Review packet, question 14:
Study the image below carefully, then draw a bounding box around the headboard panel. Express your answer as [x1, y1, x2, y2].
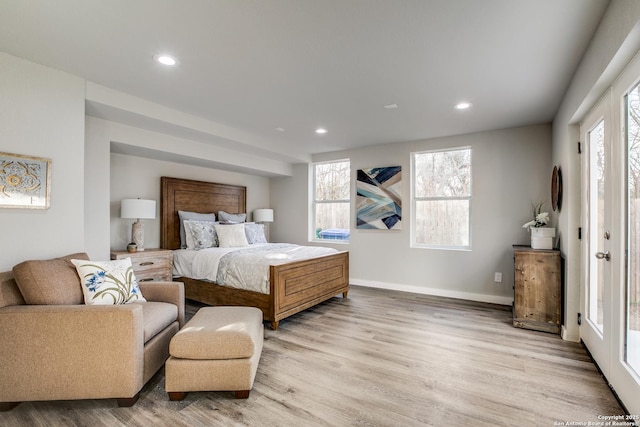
[160, 177, 247, 249]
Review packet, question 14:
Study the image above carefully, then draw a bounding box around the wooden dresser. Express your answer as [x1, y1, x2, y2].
[512, 245, 563, 334]
[110, 248, 173, 282]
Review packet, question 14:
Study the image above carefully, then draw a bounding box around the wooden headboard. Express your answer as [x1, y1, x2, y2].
[160, 177, 247, 250]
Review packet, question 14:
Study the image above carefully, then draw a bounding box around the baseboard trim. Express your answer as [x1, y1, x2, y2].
[350, 278, 513, 306]
[561, 325, 580, 343]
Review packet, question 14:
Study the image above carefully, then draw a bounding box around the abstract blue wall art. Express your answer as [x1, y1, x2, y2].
[356, 166, 402, 230]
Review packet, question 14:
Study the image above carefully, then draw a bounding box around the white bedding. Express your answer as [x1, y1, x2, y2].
[172, 243, 338, 294]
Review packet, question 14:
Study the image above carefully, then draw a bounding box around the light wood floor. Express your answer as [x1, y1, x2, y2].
[0, 286, 624, 426]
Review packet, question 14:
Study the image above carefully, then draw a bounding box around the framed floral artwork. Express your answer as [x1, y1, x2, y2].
[0, 152, 51, 209]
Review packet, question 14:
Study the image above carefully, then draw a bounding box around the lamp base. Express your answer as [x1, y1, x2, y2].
[131, 219, 145, 251]
[263, 223, 270, 243]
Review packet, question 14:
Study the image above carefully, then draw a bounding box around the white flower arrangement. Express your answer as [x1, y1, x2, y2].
[522, 201, 550, 229]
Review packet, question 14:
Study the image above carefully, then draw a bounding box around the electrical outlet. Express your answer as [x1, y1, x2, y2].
[494, 272, 503, 283]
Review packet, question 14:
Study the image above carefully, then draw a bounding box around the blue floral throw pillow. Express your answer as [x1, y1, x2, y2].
[71, 258, 146, 305]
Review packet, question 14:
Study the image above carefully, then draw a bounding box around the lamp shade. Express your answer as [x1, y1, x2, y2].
[253, 208, 274, 223]
[121, 199, 156, 219]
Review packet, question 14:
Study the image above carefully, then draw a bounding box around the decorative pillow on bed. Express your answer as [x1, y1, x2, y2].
[245, 223, 268, 244]
[70, 258, 146, 305]
[183, 220, 196, 250]
[215, 223, 250, 247]
[185, 220, 219, 250]
[178, 211, 216, 248]
[218, 211, 247, 224]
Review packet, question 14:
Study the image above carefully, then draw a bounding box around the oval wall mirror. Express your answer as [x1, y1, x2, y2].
[551, 165, 562, 212]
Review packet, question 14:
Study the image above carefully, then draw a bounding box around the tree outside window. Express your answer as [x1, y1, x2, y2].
[626, 83, 640, 349]
[412, 148, 471, 248]
[312, 160, 350, 241]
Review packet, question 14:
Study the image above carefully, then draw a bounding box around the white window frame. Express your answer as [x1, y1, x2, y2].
[309, 159, 351, 243]
[410, 147, 472, 250]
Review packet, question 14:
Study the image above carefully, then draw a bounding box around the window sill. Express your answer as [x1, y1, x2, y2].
[410, 244, 471, 252]
[310, 239, 350, 245]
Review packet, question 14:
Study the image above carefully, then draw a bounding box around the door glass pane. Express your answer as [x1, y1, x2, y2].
[589, 119, 605, 333]
[627, 84, 640, 375]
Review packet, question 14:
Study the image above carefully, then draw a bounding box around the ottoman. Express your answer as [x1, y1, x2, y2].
[165, 306, 264, 400]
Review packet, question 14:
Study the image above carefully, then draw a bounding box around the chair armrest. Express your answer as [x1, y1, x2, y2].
[139, 281, 185, 327]
[0, 304, 144, 402]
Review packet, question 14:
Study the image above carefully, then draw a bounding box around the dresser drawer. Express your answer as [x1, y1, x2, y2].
[111, 249, 173, 283]
[129, 255, 172, 272]
[135, 268, 172, 282]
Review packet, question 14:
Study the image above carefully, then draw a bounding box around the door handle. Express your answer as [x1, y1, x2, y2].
[595, 251, 610, 261]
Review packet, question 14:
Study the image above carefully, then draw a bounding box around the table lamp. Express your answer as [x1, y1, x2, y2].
[253, 209, 274, 223]
[121, 198, 156, 251]
[254, 208, 274, 241]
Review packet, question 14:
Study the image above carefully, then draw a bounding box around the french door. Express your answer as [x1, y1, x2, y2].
[582, 92, 613, 376]
[581, 52, 640, 416]
[624, 77, 640, 409]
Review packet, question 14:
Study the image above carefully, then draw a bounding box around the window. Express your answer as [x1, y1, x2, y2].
[311, 159, 350, 242]
[412, 148, 471, 249]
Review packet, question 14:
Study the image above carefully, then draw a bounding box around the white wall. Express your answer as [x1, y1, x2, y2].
[0, 52, 85, 271]
[272, 124, 551, 304]
[109, 153, 271, 251]
[552, 0, 640, 342]
[84, 118, 271, 254]
[84, 116, 112, 261]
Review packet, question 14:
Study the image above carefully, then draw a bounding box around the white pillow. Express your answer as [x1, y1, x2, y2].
[183, 220, 196, 249]
[215, 223, 249, 248]
[185, 220, 219, 250]
[71, 258, 146, 305]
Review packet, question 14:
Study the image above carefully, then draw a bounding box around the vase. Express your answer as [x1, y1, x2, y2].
[530, 227, 555, 249]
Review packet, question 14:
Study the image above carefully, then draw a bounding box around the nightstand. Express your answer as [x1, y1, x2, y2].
[512, 245, 563, 334]
[110, 248, 173, 282]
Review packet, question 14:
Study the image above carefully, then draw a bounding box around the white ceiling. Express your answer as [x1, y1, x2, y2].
[0, 0, 610, 163]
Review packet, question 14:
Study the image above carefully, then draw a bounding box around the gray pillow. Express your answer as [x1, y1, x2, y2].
[178, 211, 216, 248]
[245, 223, 267, 244]
[185, 220, 219, 249]
[218, 211, 247, 224]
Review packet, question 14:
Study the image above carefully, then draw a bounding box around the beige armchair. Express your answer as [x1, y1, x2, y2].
[0, 253, 184, 410]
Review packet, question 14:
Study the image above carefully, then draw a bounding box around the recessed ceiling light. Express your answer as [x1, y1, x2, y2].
[455, 102, 472, 110]
[275, 127, 285, 132]
[315, 128, 327, 134]
[153, 54, 178, 66]
[384, 104, 398, 109]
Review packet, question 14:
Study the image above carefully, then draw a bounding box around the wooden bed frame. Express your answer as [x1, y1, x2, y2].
[160, 176, 349, 330]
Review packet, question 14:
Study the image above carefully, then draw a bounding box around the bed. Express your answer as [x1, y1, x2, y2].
[160, 176, 349, 330]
